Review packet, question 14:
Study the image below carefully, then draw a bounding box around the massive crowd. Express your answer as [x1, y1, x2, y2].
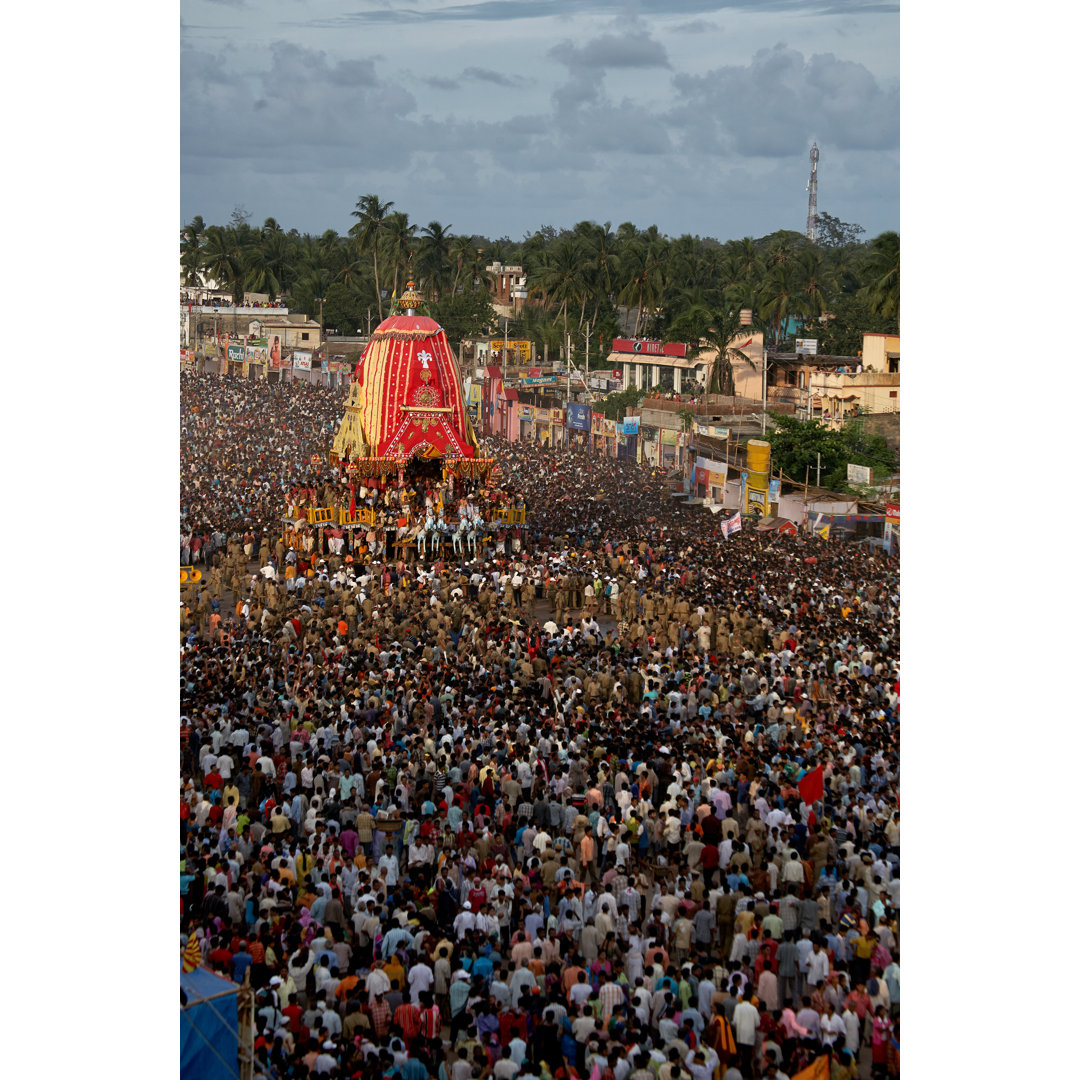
[181, 372, 900, 1080]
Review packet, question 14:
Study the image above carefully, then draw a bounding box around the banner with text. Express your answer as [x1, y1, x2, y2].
[567, 402, 591, 432]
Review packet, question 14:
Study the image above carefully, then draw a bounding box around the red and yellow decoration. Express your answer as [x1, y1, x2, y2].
[181, 930, 202, 973]
[331, 283, 483, 472]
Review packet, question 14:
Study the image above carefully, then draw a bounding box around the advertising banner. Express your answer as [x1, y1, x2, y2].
[519, 375, 558, 387]
[795, 338, 818, 356]
[660, 428, 678, 445]
[612, 338, 688, 357]
[227, 344, 246, 363]
[694, 422, 730, 440]
[621, 415, 640, 436]
[567, 403, 591, 432]
[847, 463, 873, 485]
[246, 343, 268, 363]
[721, 512, 742, 538]
[293, 352, 312, 371]
[768, 478, 781, 505]
[885, 503, 900, 525]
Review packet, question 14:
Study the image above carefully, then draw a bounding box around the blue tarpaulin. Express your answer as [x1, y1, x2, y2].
[181, 965, 240, 1080]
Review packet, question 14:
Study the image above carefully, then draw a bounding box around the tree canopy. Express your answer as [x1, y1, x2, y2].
[181, 199, 898, 361]
[763, 413, 896, 492]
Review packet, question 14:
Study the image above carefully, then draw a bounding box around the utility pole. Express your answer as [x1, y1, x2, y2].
[565, 332, 571, 449]
[761, 343, 768, 435]
[366, 308, 372, 336]
[816, 452, 821, 487]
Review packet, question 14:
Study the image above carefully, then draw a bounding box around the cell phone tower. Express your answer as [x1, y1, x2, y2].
[805, 143, 819, 242]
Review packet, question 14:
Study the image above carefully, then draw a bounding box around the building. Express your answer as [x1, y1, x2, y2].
[485, 261, 528, 317]
[765, 332, 900, 424]
[607, 333, 766, 398]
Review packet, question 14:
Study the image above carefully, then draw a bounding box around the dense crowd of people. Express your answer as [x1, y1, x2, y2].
[181, 372, 900, 1080]
[184, 294, 290, 309]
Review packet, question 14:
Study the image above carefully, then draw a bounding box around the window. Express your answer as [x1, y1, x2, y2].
[301, 332, 310, 341]
[889, 391, 897, 398]
[888, 355, 899, 374]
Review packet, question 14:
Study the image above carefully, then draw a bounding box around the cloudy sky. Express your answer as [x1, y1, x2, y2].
[181, 0, 898, 243]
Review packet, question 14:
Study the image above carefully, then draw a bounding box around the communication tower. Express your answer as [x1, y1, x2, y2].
[805, 143, 819, 242]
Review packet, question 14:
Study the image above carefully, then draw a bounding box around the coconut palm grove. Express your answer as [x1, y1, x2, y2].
[181, 196, 899, 376]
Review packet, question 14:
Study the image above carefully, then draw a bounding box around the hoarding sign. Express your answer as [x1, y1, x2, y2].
[567, 403, 591, 432]
[612, 338, 688, 357]
[885, 503, 900, 525]
[847, 463, 873, 485]
[795, 338, 818, 356]
[293, 352, 312, 371]
[621, 416, 640, 435]
[227, 344, 246, 363]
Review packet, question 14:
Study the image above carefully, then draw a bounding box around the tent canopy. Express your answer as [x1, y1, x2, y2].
[181, 966, 240, 1080]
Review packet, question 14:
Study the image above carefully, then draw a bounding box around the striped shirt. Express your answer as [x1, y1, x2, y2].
[599, 980, 626, 1022]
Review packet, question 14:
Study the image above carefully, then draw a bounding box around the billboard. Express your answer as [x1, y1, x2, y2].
[226, 344, 246, 363]
[491, 339, 531, 362]
[612, 338, 688, 357]
[519, 375, 558, 387]
[567, 402, 591, 432]
[621, 415, 640, 435]
[885, 503, 900, 525]
[293, 352, 312, 370]
[847, 463, 873, 485]
[795, 338, 818, 356]
[743, 439, 771, 519]
[694, 422, 730, 440]
[246, 343, 268, 363]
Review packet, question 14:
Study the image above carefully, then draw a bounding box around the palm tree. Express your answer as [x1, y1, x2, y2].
[201, 225, 247, 303]
[418, 220, 453, 301]
[669, 304, 755, 395]
[529, 235, 594, 337]
[758, 263, 803, 348]
[795, 248, 833, 324]
[859, 231, 900, 320]
[350, 194, 394, 318]
[449, 234, 477, 298]
[180, 215, 207, 287]
[242, 246, 282, 299]
[383, 211, 418, 301]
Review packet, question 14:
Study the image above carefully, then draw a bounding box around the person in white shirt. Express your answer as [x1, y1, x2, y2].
[377, 852, 399, 886]
[820, 1002, 846, 1050]
[731, 996, 760, 1074]
[407, 959, 434, 1004]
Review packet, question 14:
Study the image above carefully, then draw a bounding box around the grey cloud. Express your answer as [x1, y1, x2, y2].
[424, 76, 461, 90]
[461, 67, 525, 87]
[549, 29, 670, 72]
[290, 1, 897, 29]
[671, 44, 897, 157]
[670, 20, 720, 33]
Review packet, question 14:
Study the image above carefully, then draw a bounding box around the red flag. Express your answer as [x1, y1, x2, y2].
[349, 484, 356, 515]
[797, 766, 824, 806]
